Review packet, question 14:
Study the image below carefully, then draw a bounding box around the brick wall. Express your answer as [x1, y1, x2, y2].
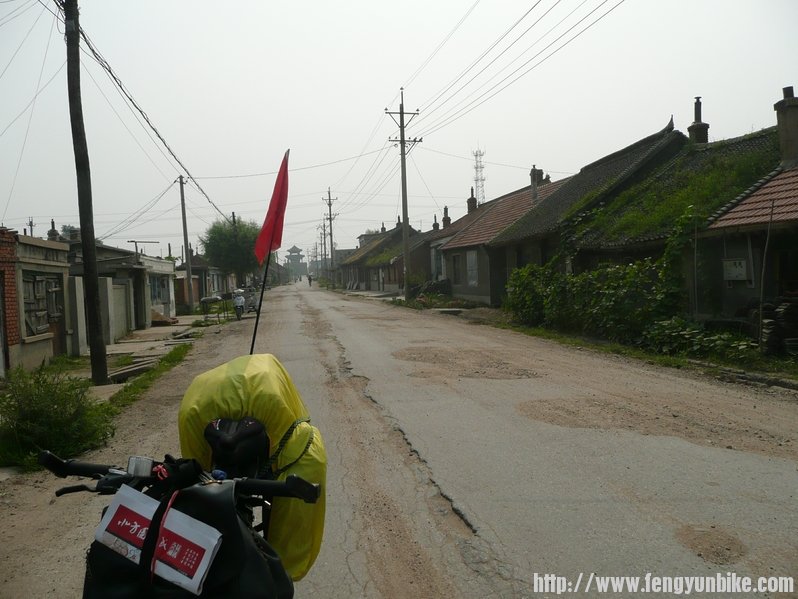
[0, 228, 20, 346]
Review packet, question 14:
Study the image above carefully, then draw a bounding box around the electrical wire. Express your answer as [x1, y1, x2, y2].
[98, 180, 175, 240]
[418, 146, 574, 175]
[409, 154, 440, 212]
[0, 0, 37, 28]
[415, 0, 588, 136]
[418, 0, 626, 139]
[417, 2, 541, 116]
[1, 9, 56, 223]
[193, 148, 387, 180]
[76, 24, 230, 224]
[0, 59, 64, 137]
[402, 0, 482, 89]
[0, 1, 46, 80]
[80, 57, 175, 183]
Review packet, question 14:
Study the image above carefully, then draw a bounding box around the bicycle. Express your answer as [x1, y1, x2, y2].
[39, 427, 320, 598]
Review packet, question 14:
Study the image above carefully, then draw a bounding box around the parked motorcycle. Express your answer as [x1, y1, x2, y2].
[39, 418, 320, 598]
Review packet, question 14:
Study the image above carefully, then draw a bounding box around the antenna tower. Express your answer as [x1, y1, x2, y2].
[473, 149, 486, 205]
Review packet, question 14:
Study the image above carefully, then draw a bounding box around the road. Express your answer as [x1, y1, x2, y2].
[2, 284, 796, 598]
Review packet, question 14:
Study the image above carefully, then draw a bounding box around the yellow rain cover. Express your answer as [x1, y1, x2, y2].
[178, 354, 326, 581]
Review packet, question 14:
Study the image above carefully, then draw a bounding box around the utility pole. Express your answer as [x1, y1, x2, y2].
[324, 188, 336, 287]
[27, 217, 35, 237]
[386, 88, 421, 300]
[178, 175, 194, 314]
[64, 0, 107, 384]
[319, 221, 327, 275]
[127, 240, 158, 255]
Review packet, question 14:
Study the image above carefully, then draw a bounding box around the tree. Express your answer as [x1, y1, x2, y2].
[200, 219, 266, 286]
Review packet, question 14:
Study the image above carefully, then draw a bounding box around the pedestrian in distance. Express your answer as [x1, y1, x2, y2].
[233, 292, 245, 320]
[308, 275, 313, 287]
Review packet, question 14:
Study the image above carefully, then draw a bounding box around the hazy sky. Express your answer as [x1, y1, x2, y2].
[1, 0, 796, 264]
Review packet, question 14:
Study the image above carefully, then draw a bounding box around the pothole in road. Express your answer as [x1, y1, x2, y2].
[675, 524, 747, 565]
[393, 347, 539, 380]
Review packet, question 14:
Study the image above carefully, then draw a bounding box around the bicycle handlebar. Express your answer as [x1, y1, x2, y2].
[40, 451, 320, 503]
[236, 474, 320, 504]
[39, 451, 113, 479]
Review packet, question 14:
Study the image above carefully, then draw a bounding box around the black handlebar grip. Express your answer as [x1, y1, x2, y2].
[236, 474, 321, 504]
[38, 450, 112, 478]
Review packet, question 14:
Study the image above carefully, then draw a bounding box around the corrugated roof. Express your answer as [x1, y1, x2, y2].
[709, 166, 798, 229]
[491, 120, 682, 246]
[442, 178, 570, 250]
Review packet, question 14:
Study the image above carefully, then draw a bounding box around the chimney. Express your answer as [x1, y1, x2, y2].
[442, 206, 451, 228]
[47, 219, 59, 241]
[687, 96, 709, 143]
[467, 188, 477, 213]
[432, 214, 439, 231]
[530, 164, 543, 202]
[775, 85, 798, 169]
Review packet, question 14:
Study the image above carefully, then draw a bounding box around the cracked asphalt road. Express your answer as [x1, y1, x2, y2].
[2, 284, 796, 598]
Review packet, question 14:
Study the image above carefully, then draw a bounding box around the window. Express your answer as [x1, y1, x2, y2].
[452, 254, 462, 284]
[150, 275, 169, 303]
[23, 272, 61, 335]
[467, 250, 478, 287]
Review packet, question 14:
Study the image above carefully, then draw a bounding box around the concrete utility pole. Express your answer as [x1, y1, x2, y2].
[318, 221, 327, 274]
[386, 88, 421, 300]
[178, 175, 194, 314]
[324, 188, 336, 287]
[127, 240, 157, 255]
[64, 0, 108, 384]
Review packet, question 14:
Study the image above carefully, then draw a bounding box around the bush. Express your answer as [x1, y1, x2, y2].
[0, 367, 115, 469]
[505, 264, 549, 326]
[642, 317, 759, 361]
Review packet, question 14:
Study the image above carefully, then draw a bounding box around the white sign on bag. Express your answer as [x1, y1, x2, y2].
[94, 484, 222, 596]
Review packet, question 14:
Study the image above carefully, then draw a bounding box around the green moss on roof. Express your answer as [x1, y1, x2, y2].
[365, 242, 402, 267]
[576, 130, 780, 247]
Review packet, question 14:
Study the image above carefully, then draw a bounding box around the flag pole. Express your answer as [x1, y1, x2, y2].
[250, 149, 290, 355]
[249, 251, 272, 354]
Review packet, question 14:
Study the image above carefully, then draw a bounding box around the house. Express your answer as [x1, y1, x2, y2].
[175, 251, 235, 304]
[427, 199, 491, 284]
[0, 228, 72, 373]
[540, 93, 785, 328]
[68, 233, 176, 342]
[699, 86, 798, 342]
[440, 172, 569, 306]
[490, 119, 686, 273]
[339, 219, 418, 292]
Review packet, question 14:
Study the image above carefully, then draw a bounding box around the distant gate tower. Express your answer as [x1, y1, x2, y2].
[473, 148, 486, 205]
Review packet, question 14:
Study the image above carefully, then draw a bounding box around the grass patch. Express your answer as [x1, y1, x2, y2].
[109, 343, 192, 409]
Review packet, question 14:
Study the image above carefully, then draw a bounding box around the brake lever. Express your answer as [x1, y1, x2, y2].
[55, 484, 95, 497]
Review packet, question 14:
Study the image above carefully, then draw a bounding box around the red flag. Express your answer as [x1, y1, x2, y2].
[254, 150, 290, 265]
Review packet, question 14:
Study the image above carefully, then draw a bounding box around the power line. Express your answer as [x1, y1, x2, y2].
[0, 1, 46, 80]
[417, 2, 542, 116]
[75, 22, 230, 223]
[418, 0, 626, 139]
[1, 8, 56, 223]
[402, 0, 482, 89]
[192, 148, 386, 180]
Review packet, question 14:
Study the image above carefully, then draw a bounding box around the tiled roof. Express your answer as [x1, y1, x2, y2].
[490, 120, 683, 246]
[442, 178, 570, 250]
[426, 201, 492, 243]
[709, 166, 798, 229]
